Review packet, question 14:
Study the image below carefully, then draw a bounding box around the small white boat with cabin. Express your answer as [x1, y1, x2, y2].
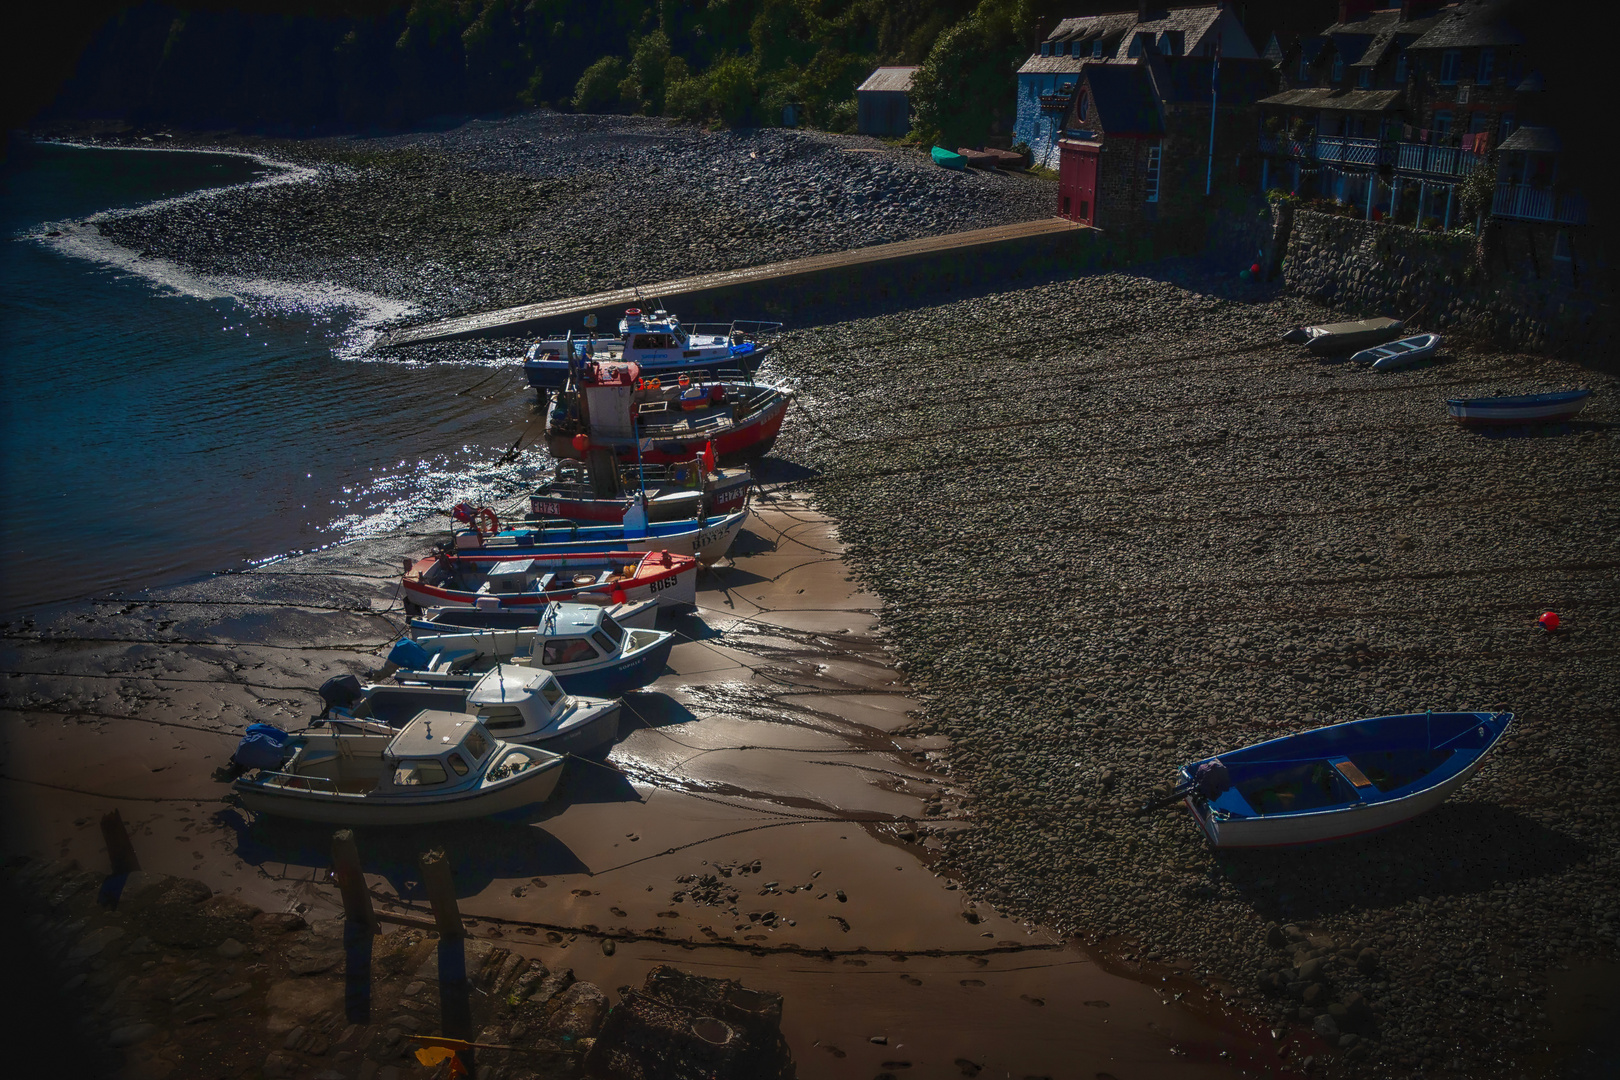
[232, 713, 565, 825]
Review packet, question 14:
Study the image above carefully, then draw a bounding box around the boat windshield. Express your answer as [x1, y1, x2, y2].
[599, 614, 625, 643]
[539, 679, 565, 708]
[394, 758, 448, 786]
[447, 753, 470, 776]
[543, 638, 597, 665]
[593, 631, 616, 654]
[463, 726, 491, 761]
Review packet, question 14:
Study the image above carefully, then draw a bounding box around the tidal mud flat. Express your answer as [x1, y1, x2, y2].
[1, 495, 1301, 1080]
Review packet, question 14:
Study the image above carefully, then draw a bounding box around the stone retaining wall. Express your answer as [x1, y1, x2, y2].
[1278, 208, 1610, 354]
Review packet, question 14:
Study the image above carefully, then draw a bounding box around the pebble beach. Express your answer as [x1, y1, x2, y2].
[13, 110, 1620, 1077]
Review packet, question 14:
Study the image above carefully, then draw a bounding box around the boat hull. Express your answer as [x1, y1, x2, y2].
[1446, 390, 1592, 424]
[394, 630, 675, 698]
[546, 389, 790, 465]
[479, 509, 748, 565]
[234, 752, 565, 825]
[1299, 318, 1404, 355]
[524, 342, 769, 391]
[402, 552, 698, 612]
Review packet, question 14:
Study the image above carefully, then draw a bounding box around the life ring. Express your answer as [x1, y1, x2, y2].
[474, 508, 500, 536]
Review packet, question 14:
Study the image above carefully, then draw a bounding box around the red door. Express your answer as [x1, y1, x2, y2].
[1058, 142, 1099, 226]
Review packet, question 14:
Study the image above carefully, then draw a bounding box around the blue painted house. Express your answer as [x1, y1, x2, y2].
[1016, 4, 1258, 168]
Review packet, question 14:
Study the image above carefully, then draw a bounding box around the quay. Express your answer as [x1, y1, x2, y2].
[377, 217, 1087, 347]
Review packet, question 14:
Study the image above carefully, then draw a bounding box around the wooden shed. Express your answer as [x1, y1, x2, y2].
[856, 66, 919, 136]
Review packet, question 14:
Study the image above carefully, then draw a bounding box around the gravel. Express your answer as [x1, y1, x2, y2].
[87, 111, 1054, 329]
[767, 271, 1620, 1077]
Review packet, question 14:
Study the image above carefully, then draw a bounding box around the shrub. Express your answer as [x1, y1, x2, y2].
[573, 55, 628, 113]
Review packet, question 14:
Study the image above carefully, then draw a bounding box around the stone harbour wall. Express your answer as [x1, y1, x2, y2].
[1279, 208, 1611, 355]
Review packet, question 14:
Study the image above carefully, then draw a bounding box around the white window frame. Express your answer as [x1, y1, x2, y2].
[1144, 143, 1162, 203]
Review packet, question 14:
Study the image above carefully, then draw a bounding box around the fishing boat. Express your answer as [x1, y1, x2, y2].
[1446, 389, 1592, 425]
[232, 713, 566, 825]
[1281, 317, 1403, 354]
[401, 548, 698, 614]
[545, 361, 792, 465]
[410, 598, 658, 633]
[385, 602, 676, 698]
[1353, 332, 1441, 370]
[931, 146, 966, 170]
[321, 665, 625, 757]
[447, 503, 748, 566]
[522, 309, 779, 393]
[1175, 710, 1513, 848]
[529, 457, 752, 525]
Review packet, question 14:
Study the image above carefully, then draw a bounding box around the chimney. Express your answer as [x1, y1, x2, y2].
[1138, 2, 1168, 21]
[1338, 0, 1378, 24]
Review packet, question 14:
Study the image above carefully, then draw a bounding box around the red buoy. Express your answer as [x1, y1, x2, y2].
[572, 434, 589, 452]
[1250, 263, 1261, 274]
[1539, 611, 1560, 633]
[610, 589, 627, 605]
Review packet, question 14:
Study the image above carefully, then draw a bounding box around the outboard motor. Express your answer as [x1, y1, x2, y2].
[317, 673, 365, 719]
[1194, 759, 1231, 800]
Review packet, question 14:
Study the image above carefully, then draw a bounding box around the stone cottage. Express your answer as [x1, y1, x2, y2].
[1015, 3, 1257, 169]
[1056, 49, 1273, 232]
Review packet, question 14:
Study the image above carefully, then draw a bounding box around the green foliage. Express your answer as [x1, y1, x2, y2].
[1457, 160, 1497, 223]
[909, 0, 1047, 147]
[574, 54, 629, 112]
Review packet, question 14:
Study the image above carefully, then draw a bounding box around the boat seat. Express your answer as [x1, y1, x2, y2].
[533, 573, 555, 592]
[1328, 756, 1374, 799]
[429, 649, 478, 674]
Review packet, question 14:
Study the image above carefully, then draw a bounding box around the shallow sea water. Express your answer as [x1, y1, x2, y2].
[0, 139, 547, 613]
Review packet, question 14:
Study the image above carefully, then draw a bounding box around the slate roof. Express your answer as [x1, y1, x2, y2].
[1150, 56, 1277, 105]
[1019, 55, 1091, 75]
[1497, 125, 1560, 153]
[1408, 2, 1525, 49]
[1258, 87, 1404, 113]
[1081, 63, 1165, 136]
[857, 67, 918, 93]
[1041, 5, 1226, 62]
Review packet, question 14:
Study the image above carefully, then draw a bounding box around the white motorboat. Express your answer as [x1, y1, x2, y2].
[232, 713, 565, 825]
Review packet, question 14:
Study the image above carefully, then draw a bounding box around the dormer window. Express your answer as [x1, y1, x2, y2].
[1128, 32, 1146, 58]
[1439, 49, 1460, 84]
[1395, 50, 1407, 82]
[1042, 42, 1052, 56]
[1478, 47, 1494, 82]
[1093, 39, 1104, 58]
[1159, 31, 1183, 57]
[1357, 68, 1371, 88]
[1332, 54, 1344, 82]
[1299, 58, 1311, 83]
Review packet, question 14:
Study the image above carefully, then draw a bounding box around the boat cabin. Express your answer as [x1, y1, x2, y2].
[384, 711, 497, 790]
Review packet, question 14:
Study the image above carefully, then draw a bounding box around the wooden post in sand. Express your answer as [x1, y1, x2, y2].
[100, 809, 140, 875]
[418, 849, 465, 939]
[332, 830, 377, 930]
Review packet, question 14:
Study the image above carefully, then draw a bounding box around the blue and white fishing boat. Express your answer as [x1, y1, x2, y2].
[387, 601, 675, 698]
[451, 502, 749, 565]
[1354, 332, 1441, 371]
[408, 597, 657, 632]
[522, 308, 779, 392]
[1175, 710, 1513, 848]
[1447, 389, 1592, 425]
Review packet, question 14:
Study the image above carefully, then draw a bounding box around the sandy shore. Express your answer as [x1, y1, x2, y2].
[1, 493, 1315, 1079]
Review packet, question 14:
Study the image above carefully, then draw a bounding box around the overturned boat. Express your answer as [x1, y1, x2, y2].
[1282, 316, 1403, 355]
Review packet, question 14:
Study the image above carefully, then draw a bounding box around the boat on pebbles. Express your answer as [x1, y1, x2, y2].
[1172, 710, 1513, 848]
[529, 457, 752, 525]
[232, 713, 566, 825]
[1446, 388, 1592, 425]
[1282, 316, 1404, 355]
[1353, 332, 1441, 370]
[455, 503, 749, 565]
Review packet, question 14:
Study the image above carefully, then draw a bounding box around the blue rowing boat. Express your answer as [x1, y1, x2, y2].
[1176, 711, 1513, 848]
[1446, 389, 1592, 425]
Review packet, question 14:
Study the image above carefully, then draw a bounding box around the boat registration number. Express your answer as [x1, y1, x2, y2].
[649, 574, 680, 594]
[696, 527, 725, 548]
[532, 500, 562, 517]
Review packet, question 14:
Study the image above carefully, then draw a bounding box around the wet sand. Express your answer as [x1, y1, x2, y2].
[1, 491, 1319, 1078]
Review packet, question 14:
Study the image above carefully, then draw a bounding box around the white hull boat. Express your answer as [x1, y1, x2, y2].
[1355, 332, 1441, 370]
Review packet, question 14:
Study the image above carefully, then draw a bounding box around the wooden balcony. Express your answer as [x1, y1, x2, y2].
[1395, 142, 1483, 178]
[1492, 184, 1588, 225]
[1038, 91, 1073, 112]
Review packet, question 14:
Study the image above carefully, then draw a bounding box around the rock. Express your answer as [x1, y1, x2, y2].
[1312, 1013, 1340, 1039]
[107, 1022, 157, 1047]
[252, 912, 307, 935]
[1301, 983, 1325, 1007]
[1265, 924, 1288, 949]
[601, 938, 616, 957]
[212, 982, 252, 1001]
[216, 938, 246, 959]
[547, 981, 609, 1041]
[1296, 957, 1325, 982]
[202, 895, 263, 921]
[69, 926, 124, 962]
[262, 1052, 296, 1079]
[870, 1035, 888, 1045]
[1355, 947, 1379, 975]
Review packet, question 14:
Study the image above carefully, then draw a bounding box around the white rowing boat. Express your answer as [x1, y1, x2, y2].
[1354, 332, 1441, 370]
